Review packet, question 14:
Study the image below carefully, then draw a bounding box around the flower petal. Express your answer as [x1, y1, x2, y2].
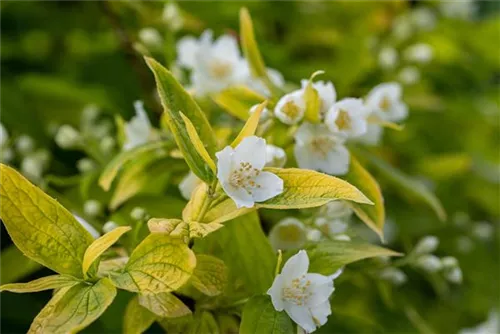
[322, 144, 350, 175]
[251, 171, 284, 202]
[176, 36, 199, 68]
[281, 250, 309, 279]
[267, 274, 285, 311]
[285, 303, 317, 333]
[310, 300, 332, 329]
[232, 136, 267, 170]
[216, 145, 234, 181]
[220, 182, 254, 208]
[304, 273, 334, 307]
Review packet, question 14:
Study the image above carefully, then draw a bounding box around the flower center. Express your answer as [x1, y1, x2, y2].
[335, 109, 351, 130]
[281, 101, 302, 120]
[283, 275, 312, 306]
[310, 136, 335, 158]
[209, 61, 232, 79]
[379, 96, 392, 111]
[229, 162, 261, 191]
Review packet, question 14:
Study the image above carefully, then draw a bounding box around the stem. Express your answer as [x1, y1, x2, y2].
[193, 179, 219, 222]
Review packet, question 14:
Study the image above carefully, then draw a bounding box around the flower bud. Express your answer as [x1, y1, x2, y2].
[21, 156, 43, 181]
[456, 236, 474, 253]
[413, 235, 439, 255]
[333, 234, 351, 241]
[379, 267, 407, 286]
[55, 125, 81, 149]
[441, 256, 458, 269]
[103, 221, 119, 234]
[416, 254, 442, 273]
[265, 144, 287, 168]
[77, 158, 96, 173]
[250, 104, 271, 122]
[139, 28, 163, 48]
[16, 135, 35, 155]
[100, 136, 116, 153]
[84, 200, 102, 217]
[378, 47, 398, 69]
[130, 207, 147, 221]
[473, 221, 493, 240]
[163, 3, 183, 31]
[307, 229, 322, 242]
[268, 217, 306, 251]
[1, 148, 14, 163]
[445, 267, 463, 284]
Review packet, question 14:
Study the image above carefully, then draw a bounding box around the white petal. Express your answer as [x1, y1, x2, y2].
[294, 143, 316, 171]
[304, 273, 334, 306]
[251, 171, 284, 202]
[176, 36, 199, 68]
[232, 136, 267, 170]
[267, 274, 285, 311]
[281, 250, 309, 279]
[216, 145, 234, 182]
[310, 300, 332, 329]
[294, 122, 316, 144]
[274, 91, 306, 125]
[285, 304, 317, 333]
[220, 182, 254, 208]
[322, 144, 350, 175]
[329, 267, 343, 280]
[179, 172, 201, 200]
[355, 123, 383, 146]
[213, 35, 241, 61]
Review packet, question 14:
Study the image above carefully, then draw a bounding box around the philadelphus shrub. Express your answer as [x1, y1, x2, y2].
[1, 8, 461, 334]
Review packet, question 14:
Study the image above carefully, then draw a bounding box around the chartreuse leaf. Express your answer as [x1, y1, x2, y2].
[187, 311, 220, 334]
[0, 275, 79, 293]
[124, 296, 156, 334]
[180, 112, 216, 173]
[138, 292, 191, 318]
[0, 164, 94, 278]
[110, 234, 196, 294]
[240, 295, 294, 334]
[307, 240, 402, 276]
[212, 85, 266, 121]
[0, 245, 42, 284]
[147, 218, 223, 239]
[99, 141, 172, 191]
[29, 278, 117, 334]
[259, 168, 373, 209]
[82, 226, 132, 277]
[303, 70, 324, 123]
[344, 156, 385, 241]
[190, 254, 227, 296]
[231, 100, 268, 147]
[145, 57, 217, 183]
[357, 149, 446, 221]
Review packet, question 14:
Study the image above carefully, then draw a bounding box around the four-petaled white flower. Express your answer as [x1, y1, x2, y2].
[216, 136, 283, 208]
[176, 30, 248, 96]
[267, 250, 342, 333]
[300, 80, 337, 116]
[365, 82, 408, 123]
[325, 98, 368, 139]
[274, 90, 307, 125]
[294, 122, 350, 175]
[123, 101, 158, 151]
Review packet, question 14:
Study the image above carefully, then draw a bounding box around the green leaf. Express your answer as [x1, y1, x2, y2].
[357, 149, 446, 221]
[180, 112, 217, 173]
[344, 156, 385, 241]
[0, 245, 42, 284]
[29, 278, 117, 334]
[239, 8, 268, 80]
[138, 292, 191, 318]
[145, 57, 217, 183]
[99, 141, 173, 191]
[259, 168, 373, 209]
[212, 85, 266, 121]
[190, 254, 228, 296]
[82, 226, 132, 277]
[194, 212, 275, 296]
[0, 275, 79, 293]
[110, 234, 196, 294]
[231, 101, 268, 147]
[307, 240, 402, 276]
[187, 311, 220, 334]
[303, 70, 324, 123]
[124, 296, 156, 334]
[240, 295, 294, 334]
[0, 164, 94, 278]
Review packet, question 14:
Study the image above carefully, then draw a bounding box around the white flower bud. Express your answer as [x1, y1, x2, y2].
[398, 66, 420, 85]
[77, 158, 96, 173]
[269, 218, 307, 251]
[100, 136, 116, 153]
[378, 47, 398, 69]
[163, 3, 183, 31]
[333, 234, 351, 242]
[84, 200, 102, 217]
[441, 256, 458, 269]
[102, 221, 119, 234]
[16, 135, 35, 155]
[81, 104, 100, 125]
[265, 144, 287, 168]
[250, 104, 271, 122]
[445, 267, 463, 284]
[416, 254, 442, 273]
[130, 207, 147, 221]
[323, 201, 352, 219]
[456, 236, 474, 253]
[473, 221, 493, 240]
[55, 125, 81, 149]
[404, 43, 433, 64]
[139, 28, 163, 48]
[21, 156, 43, 181]
[413, 235, 439, 255]
[307, 229, 322, 242]
[379, 267, 407, 286]
[1, 148, 14, 163]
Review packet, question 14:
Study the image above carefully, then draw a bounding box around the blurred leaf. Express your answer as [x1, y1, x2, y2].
[187, 311, 220, 334]
[0, 245, 42, 284]
[240, 295, 294, 334]
[212, 85, 266, 120]
[138, 292, 191, 318]
[124, 296, 155, 334]
[190, 254, 227, 296]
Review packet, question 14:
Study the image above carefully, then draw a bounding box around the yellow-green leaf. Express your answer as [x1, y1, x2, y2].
[344, 156, 385, 241]
[124, 296, 156, 334]
[110, 234, 196, 294]
[138, 292, 191, 318]
[258, 168, 373, 209]
[28, 278, 117, 334]
[180, 112, 216, 173]
[231, 101, 267, 147]
[0, 164, 94, 278]
[190, 254, 227, 296]
[240, 8, 267, 79]
[212, 85, 266, 121]
[240, 295, 293, 334]
[303, 70, 324, 123]
[82, 226, 132, 277]
[0, 275, 79, 293]
[307, 240, 402, 276]
[187, 221, 223, 239]
[99, 141, 172, 191]
[145, 57, 217, 183]
[148, 218, 188, 236]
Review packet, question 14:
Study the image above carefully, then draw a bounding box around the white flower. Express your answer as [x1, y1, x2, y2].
[139, 28, 163, 49]
[300, 80, 337, 116]
[130, 207, 147, 221]
[325, 98, 368, 139]
[322, 201, 352, 219]
[441, 256, 459, 269]
[416, 254, 442, 273]
[379, 267, 407, 286]
[102, 221, 119, 234]
[84, 200, 102, 218]
[74, 214, 100, 239]
[398, 66, 421, 85]
[176, 30, 248, 95]
[265, 144, 287, 167]
[16, 135, 35, 155]
[248, 67, 285, 97]
[123, 101, 156, 151]
[274, 90, 306, 125]
[179, 171, 202, 200]
[216, 136, 283, 208]
[267, 250, 341, 333]
[55, 125, 81, 149]
[460, 310, 499, 334]
[378, 47, 399, 69]
[404, 43, 433, 64]
[445, 266, 463, 284]
[294, 122, 350, 175]
[162, 3, 183, 31]
[355, 123, 383, 146]
[413, 235, 439, 255]
[77, 158, 96, 173]
[250, 103, 271, 122]
[365, 82, 408, 123]
[269, 218, 307, 251]
[21, 156, 43, 181]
